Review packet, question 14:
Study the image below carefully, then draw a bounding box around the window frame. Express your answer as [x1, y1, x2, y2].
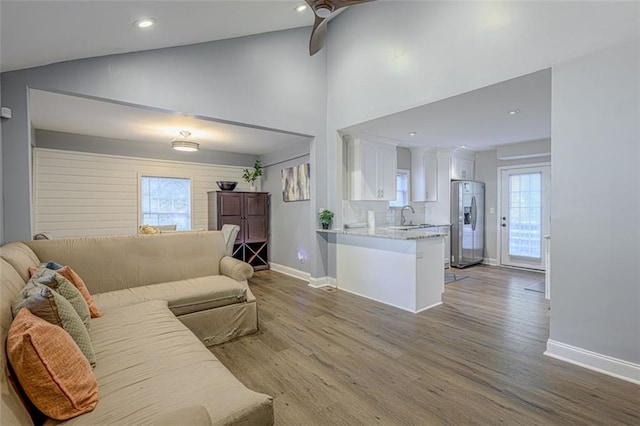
[389, 169, 411, 208]
[137, 173, 195, 230]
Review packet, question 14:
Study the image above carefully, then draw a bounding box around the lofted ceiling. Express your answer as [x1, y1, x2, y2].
[6, 1, 550, 155]
[0, 1, 316, 72]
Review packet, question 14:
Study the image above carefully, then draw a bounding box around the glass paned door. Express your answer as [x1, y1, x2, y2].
[500, 166, 550, 270]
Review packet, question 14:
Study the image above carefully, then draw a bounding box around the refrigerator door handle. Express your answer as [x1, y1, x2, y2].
[471, 195, 477, 231]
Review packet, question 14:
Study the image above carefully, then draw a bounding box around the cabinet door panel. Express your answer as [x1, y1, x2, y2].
[245, 193, 267, 217]
[379, 147, 397, 201]
[362, 145, 378, 200]
[245, 217, 268, 242]
[219, 193, 243, 216]
[424, 152, 438, 202]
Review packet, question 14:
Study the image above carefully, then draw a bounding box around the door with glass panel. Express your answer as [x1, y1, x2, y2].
[500, 166, 550, 270]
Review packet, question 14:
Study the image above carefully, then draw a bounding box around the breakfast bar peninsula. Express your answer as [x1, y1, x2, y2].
[318, 227, 447, 313]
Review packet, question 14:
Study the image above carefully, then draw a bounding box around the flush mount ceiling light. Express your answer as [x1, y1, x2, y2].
[171, 131, 199, 152]
[133, 18, 156, 29]
[409, 132, 417, 136]
[294, 3, 308, 12]
[508, 109, 521, 115]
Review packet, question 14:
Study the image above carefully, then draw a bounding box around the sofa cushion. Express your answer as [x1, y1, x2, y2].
[92, 275, 248, 316]
[12, 281, 96, 367]
[0, 259, 36, 426]
[7, 309, 99, 421]
[46, 300, 273, 425]
[30, 264, 103, 318]
[31, 267, 91, 331]
[25, 232, 227, 294]
[150, 405, 212, 426]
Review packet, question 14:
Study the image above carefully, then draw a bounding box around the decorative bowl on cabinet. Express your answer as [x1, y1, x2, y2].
[216, 181, 238, 191]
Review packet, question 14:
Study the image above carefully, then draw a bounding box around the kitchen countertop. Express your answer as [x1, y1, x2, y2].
[317, 226, 448, 241]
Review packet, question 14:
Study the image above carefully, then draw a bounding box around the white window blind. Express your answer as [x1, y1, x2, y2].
[141, 176, 192, 230]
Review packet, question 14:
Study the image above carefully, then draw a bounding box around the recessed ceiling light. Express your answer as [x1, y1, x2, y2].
[409, 132, 417, 136]
[459, 145, 467, 148]
[133, 18, 156, 29]
[294, 4, 308, 12]
[508, 109, 520, 115]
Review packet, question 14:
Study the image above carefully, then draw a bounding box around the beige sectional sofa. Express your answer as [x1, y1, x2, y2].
[1, 231, 273, 425]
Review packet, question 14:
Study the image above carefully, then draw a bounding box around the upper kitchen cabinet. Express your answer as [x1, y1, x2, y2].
[451, 149, 476, 180]
[410, 148, 438, 202]
[346, 136, 398, 201]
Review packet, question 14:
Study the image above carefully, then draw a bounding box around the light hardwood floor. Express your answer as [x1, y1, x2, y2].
[211, 265, 640, 425]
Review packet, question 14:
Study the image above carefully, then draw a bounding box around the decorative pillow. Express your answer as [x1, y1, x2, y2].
[7, 308, 99, 421]
[31, 266, 91, 331]
[12, 281, 96, 367]
[139, 224, 160, 234]
[29, 263, 102, 318]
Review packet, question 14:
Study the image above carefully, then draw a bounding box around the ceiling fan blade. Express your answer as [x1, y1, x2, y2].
[306, 0, 376, 55]
[309, 14, 328, 56]
[332, 0, 376, 10]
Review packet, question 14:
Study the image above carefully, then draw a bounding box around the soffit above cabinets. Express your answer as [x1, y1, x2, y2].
[341, 69, 551, 152]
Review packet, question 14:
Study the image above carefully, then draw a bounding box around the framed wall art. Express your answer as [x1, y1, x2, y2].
[282, 163, 310, 202]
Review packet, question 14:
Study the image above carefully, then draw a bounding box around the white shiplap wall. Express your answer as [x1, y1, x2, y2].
[33, 148, 258, 238]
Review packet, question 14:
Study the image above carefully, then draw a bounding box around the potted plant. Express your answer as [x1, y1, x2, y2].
[318, 208, 334, 230]
[242, 160, 262, 191]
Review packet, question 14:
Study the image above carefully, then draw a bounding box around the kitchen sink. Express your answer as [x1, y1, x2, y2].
[387, 225, 422, 230]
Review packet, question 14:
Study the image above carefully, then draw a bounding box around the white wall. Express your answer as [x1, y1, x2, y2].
[549, 40, 639, 366]
[32, 148, 253, 238]
[261, 154, 311, 274]
[327, 1, 638, 130]
[475, 146, 551, 265]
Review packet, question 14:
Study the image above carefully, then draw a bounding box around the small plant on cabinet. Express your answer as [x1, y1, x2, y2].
[318, 208, 334, 230]
[242, 160, 263, 190]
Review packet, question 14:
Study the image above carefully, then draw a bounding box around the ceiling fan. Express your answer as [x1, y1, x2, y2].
[305, 0, 375, 56]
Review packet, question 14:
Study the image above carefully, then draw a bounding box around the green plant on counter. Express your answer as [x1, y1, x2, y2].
[318, 208, 334, 229]
[242, 160, 263, 184]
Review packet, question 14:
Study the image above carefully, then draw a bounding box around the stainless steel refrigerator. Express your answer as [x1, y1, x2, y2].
[450, 180, 485, 268]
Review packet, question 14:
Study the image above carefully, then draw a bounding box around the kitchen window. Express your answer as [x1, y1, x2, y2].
[140, 176, 192, 230]
[389, 170, 410, 207]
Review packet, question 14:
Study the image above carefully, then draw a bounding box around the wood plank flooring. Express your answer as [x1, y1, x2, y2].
[210, 266, 640, 425]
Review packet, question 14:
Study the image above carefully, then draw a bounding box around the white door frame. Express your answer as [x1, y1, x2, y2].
[496, 162, 551, 271]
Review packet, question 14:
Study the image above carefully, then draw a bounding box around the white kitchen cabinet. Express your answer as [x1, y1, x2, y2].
[347, 137, 397, 201]
[451, 155, 475, 180]
[410, 148, 438, 202]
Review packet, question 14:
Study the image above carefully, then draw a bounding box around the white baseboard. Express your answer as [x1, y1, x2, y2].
[269, 262, 310, 282]
[545, 339, 640, 385]
[337, 287, 441, 314]
[308, 276, 337, 288]
[482, 257, 498, 266]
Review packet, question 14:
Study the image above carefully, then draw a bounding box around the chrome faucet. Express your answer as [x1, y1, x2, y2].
[401, 205, 415, 225]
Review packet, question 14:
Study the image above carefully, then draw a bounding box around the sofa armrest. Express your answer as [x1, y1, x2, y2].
[220, 256, 254, 281]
